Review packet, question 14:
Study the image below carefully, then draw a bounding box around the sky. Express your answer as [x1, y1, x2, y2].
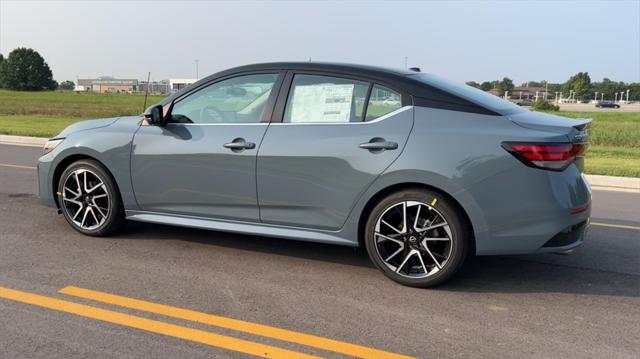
[1, 0, 639, 84]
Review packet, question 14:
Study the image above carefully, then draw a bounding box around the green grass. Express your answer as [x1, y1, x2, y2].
[0, 89, 166, 118]
[545, 111, 640, 177]
[0, 90, 638, 177]
[583, 146, 640, 177]
[0, 116, 86, 138]
[0, 89, 166, 137]
[548, 111, 640, 148]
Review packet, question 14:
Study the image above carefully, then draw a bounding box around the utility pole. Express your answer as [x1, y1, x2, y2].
[143, 72, 151, 112]
[601, 93, 604, 101]
[594, 92, 598, 102]
[615, 93, 618, 102]
[194, 59, 199, 80]
[627, 89, 630, 102]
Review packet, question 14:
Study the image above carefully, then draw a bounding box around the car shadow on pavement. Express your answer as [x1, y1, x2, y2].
[120, 221, 638, 298]
[121, 221, 375, 268]
[442, 255, 639, 298]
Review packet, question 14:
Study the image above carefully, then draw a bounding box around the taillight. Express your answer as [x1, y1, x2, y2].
[502, 142, 586, 171]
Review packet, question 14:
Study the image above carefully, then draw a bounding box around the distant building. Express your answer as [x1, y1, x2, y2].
[77, 76, 138, 93]
[487, 88, 500, 97]
[512, 86, 552, 100]
[486, 86, 552, 100]
[139, 80, 170, 94]
[169, 78, 197, 92]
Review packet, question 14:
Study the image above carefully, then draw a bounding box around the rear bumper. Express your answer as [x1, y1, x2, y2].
[536, 219, 589, 253]
[471, 164, 592, 256]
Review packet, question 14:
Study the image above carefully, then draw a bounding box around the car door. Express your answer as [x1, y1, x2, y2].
[131, 72, 282, 221]
[257, 73, 413, 230]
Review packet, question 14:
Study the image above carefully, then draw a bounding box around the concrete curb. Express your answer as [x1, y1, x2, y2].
[0, 134, 47, 147]
[0, 135, 638, 191]
[585, 174, 640, 192]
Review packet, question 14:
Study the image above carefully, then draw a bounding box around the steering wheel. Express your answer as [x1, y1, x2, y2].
[200, 105, 226, 123]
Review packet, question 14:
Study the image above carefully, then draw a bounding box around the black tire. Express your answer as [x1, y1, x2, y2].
[364, 188, 468, 287]
[57, 159, 125, 236]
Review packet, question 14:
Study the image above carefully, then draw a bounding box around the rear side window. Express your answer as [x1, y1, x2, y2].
[283, 75, 369, 123]
[365, 84, 402, 121]
[411, 73, 525, 115]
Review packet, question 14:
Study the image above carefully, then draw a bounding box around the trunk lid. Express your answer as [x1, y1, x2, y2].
[508, 111, 591, 141]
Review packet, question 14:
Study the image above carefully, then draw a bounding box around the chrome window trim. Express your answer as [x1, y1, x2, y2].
[165, 122, 270, 127]
[271, 106, 412, 126]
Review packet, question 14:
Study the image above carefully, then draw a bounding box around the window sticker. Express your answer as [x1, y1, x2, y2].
[290, 84, 354, 123]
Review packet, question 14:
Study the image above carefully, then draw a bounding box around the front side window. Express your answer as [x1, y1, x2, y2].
[170, 74, 278, 124]
[283, 75, 369, 123]
[365, 84, 402, 121]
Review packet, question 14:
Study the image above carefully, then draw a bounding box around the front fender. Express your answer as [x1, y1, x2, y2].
[39, 117, 140, 210]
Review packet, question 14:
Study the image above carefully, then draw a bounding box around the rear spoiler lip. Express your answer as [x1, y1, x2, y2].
[571, 118, 592, 143]
[571, 117, 592, 131]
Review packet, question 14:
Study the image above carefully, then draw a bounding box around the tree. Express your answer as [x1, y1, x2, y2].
[466, 81, 480, 89]
[547, 83, 562, 95]
[0, 48, 57, 91]
[480, 81, 492, 91]
[58, 80, 75, 91]
[532, 98, 559, 111]
[522, 81, 544, 88]
[0, 53, 4, 88]
[563, 72, 591, 100]
[495, 77, 514, 97]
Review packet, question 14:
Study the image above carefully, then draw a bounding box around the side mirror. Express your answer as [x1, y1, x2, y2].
[148, 104, 166, 126]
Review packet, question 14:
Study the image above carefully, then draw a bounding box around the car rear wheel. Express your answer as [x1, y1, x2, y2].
[58, 160, 124, 236]
[364, 189, 468, 287]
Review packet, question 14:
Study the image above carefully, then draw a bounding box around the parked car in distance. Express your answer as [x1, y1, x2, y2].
[37, 62, 592, 287]
[514, 99, 534, 106]
[595, 101, 621, 108]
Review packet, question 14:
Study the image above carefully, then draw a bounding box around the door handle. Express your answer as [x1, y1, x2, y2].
[359, 138, 398, 151]
[223, 138, 255, 151]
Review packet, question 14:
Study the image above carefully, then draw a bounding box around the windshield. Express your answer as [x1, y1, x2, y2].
[409, 73, 526, 115]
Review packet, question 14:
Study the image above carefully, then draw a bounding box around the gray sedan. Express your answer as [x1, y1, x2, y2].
[37, 62, 591, 287]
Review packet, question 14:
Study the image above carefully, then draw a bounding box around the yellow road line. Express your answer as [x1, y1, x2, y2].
[60, 286, 414, 359]
[0, 286, 318, 359]
[591, 222, 640, 231]
[0, 163, 36, 170]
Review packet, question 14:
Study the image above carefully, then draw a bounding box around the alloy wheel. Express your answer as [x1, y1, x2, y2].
[61, 169, 110, 230]
[374, 201, 453, 278]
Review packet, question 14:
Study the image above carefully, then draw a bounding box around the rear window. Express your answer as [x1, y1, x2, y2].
[410, 73, 526, 115]
[365, 85, 402, 121]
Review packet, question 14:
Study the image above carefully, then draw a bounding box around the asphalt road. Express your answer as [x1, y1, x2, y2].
[0, 143, 638, 358]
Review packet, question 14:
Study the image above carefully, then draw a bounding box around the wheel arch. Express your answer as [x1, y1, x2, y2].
[357, 182, 477, 255]
[51, 154, 120, 208]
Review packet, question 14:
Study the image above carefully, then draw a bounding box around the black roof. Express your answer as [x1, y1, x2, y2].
[217, 61, 416, 77]
[159, 62, 500, 116]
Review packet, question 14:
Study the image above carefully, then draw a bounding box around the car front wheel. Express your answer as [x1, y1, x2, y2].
[57, 159, 125, 236]
[364, 189, 468, 287]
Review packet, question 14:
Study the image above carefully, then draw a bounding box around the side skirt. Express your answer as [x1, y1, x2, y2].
[125, 210, 357, 247]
